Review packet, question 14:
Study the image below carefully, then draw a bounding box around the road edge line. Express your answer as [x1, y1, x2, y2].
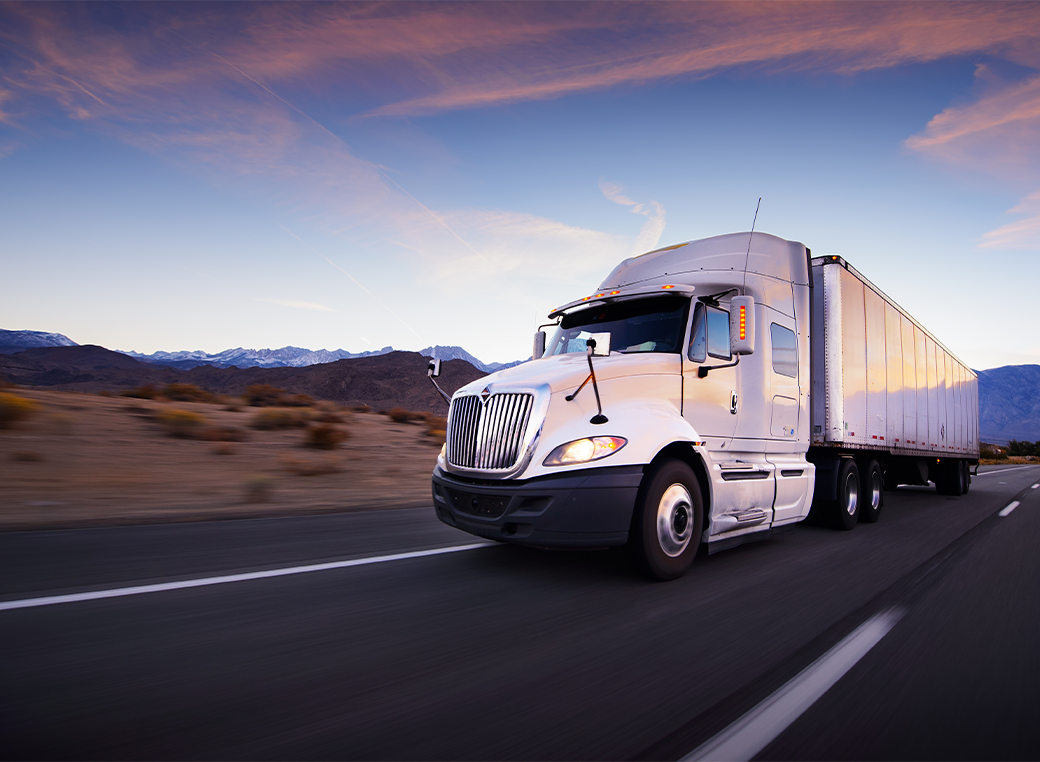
[0, 543, 494, 612]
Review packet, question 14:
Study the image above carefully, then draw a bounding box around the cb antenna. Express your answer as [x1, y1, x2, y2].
[743, 197, 761, 290]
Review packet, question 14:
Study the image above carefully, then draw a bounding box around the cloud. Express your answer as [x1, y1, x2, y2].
[2, 1, 1038, 336]
[979, 192, 1040, 250]
[600, 181, 667, 257]
[260, 299, 335, 312]
[905, 73, 1040, 183]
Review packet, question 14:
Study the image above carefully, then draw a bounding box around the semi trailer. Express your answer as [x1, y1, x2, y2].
[430, 232, 979, 579]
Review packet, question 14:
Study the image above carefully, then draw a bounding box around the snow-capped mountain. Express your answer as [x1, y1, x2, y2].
[419, 345, 525, 373]
[2, 327, 524, 374]
[0, 329, 78, 355]
[120, 345, 395, 369]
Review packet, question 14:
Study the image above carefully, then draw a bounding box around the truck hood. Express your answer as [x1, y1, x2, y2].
[456, 352, 681, 396]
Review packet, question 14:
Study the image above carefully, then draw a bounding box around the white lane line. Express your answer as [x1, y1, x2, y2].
[683, 608, 905, 762]
[0, 543, 494, 612]
[976, 466, 1040, 477]
[1032, 484, 1039, 490]
[999, 501, 1021, 517]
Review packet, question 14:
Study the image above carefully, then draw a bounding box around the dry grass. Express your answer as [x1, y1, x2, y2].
[0, 389, 441, 530]
[0, 392, 40, 429]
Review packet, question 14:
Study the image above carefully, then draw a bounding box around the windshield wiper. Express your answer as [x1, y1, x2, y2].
[565, 338, 608, 424]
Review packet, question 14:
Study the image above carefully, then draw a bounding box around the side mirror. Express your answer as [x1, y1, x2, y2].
[427, 358, 442, 378]
[730, 296, 755, 355]
[588, 332, 611, 357]
[533, 330, 546, 360]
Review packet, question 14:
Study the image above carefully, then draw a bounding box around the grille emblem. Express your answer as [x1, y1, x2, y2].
[480, 386, 492, 403]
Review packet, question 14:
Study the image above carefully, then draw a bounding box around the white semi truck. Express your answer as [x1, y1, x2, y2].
[429, 232, 979, 579]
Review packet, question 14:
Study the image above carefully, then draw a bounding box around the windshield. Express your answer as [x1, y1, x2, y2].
[545, 296, 690, 356]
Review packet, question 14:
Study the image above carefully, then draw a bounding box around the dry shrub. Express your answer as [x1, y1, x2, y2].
[163, 383, 217, 403]
[212, 443, 235, 456]
[305, 423, 348, 450]
[389, 407, 420, 423]
[250, 409, 310, 430]
[12, 451, 43, 462]
[121, 384, 161, 400]
[243, 474, 275, 502]
[244, 384, 285, 407]
[156, 409, 208, 438]
[198, 425, 247, 442]
[314, 409, 345, 424]
[243, 384, 313, 408]
[98, 390, 114, 398]
[281, 455, 341, 476]
[423, 414, 448, 442]
[0, 392, 40, 429]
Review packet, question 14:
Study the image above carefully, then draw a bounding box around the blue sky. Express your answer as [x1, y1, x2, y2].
[1, 2, 1038, 368]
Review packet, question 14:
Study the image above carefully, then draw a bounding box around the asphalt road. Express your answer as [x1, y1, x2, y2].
[2, 464, 1038, 760]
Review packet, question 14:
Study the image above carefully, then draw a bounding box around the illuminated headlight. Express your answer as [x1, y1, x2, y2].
[437, 443, 446, 469]
[543, 437, 627, 466]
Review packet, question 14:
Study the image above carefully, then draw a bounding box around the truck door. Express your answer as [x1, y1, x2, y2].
[683, 301, 738, 448]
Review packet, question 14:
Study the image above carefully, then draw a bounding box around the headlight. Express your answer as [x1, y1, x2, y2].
[437, 443, 447, 468]
[543, 436, 627, 466]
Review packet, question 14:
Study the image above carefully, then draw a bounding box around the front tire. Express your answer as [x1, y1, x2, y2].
[630, 460, 703, 581]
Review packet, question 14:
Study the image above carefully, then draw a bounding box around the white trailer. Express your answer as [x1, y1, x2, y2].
[809, 256, 978, 515]
[429, 232, 979, 579]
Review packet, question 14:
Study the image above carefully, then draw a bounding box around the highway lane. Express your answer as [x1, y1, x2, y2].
[2, 464, 1038, 760]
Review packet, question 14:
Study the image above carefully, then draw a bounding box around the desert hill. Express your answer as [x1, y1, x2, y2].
[0, 345, 484, 414]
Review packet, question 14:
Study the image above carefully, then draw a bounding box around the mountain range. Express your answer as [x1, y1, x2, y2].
[3, 329, 1039, 443]
[0, 330, 522, 374]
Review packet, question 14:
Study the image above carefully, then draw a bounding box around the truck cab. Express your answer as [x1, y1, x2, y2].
[431, 232, 817, 579]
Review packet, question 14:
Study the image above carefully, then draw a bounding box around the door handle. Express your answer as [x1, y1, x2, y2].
[730, 391, 738, 414]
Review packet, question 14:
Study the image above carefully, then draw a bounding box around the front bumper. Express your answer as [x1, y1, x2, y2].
[432, 464, 645, 547]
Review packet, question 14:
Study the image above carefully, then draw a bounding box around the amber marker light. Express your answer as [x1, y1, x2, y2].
[609, 290, 620, 295]
[739, 304, 747, 341]
[661, 284, 675, 290]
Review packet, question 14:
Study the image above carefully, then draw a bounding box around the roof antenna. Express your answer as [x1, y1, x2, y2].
[743, 197, 761, 291]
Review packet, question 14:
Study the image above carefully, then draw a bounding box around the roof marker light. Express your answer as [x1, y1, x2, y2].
[609, 290, 620, 295]
[662, 284, 675, 290]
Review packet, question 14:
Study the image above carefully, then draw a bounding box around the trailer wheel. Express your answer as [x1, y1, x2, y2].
[630, 460, 703, 581]
[833, 459, 861, 530]
[859, 459, 883, 523]
[959, 460, 971, 495]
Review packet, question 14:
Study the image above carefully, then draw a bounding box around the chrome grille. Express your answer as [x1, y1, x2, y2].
[447, 392, 534, 471]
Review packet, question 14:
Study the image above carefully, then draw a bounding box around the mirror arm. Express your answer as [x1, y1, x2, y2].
[697, 354, 740, 379]
[428, 376, 452, 406]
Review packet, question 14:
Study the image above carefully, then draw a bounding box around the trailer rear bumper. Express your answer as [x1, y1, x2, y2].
[432, 464, 643, 547]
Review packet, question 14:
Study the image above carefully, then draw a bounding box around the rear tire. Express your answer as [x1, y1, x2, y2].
[630, 460, 703, 581]
[959, 460, 971, 495]
[859, 459, 883, 523]
[832, 459, 861, 530]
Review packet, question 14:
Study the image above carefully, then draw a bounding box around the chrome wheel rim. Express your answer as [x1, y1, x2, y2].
[869, 471, 881, 510]
[845, 473, 859, 516]
[657, 483, 693, 557]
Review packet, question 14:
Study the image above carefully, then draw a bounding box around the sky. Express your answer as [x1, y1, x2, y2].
[1, 1, 1038, 369]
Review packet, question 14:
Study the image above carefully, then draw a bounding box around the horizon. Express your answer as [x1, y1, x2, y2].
[2, 2, 1039, 369]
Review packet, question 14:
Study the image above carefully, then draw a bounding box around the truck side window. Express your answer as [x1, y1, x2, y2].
[770, 323, 797, 378]
[688, 304, 707, 362]
[706, 307, 731, 360]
